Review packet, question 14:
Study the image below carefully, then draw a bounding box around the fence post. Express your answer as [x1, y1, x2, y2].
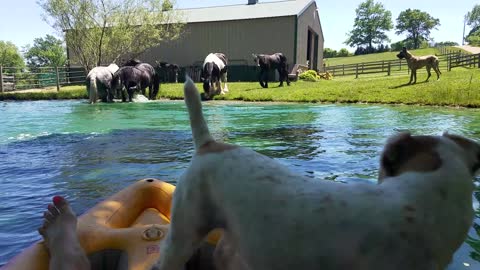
[448, 56, 451, 71]
[387, 62, 391, 76]
[55, 66, 60, 92]
[342, 64, 345, 76]
[478, 54, 480, 69]
[355, 64, 359, 79]
[0, 66, 3, 93]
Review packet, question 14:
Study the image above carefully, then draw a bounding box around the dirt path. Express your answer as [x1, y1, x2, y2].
[455, 45, 480, 54]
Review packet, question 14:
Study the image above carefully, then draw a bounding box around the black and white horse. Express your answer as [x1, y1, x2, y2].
[252, 53, 290, 88]
[111, 66, 152, 102]
[86, 63, 119, 104]
[123, 59, 160, 100]
[201, 53, 228, 99]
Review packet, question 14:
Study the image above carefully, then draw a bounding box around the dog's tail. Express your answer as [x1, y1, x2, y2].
[184, 76, 214, 150]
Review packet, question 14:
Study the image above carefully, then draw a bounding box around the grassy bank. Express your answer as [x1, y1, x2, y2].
[0, 85, 87, 101]
[159, 68, 480, 107]
[1, 68, 479, 107]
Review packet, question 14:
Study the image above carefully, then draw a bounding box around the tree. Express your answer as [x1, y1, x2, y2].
[345, 0, 393, 51]
[395, 9, 440, 49]
[466, 5, 480, 45]
[39, 0, 184, 72]
[24, 35, 67, 68]
[466, 4, 480, 29]
[0, 41, 25, 69]
[323, 48, 337, 58]
[337, 48, 350, 57]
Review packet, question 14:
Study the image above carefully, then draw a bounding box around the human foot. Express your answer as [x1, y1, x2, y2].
[38, 196, 90, 270]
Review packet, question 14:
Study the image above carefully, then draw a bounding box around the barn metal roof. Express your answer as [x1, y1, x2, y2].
[179, 0, 316, 23]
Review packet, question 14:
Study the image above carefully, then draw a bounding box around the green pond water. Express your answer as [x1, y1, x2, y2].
[0, 100, 479, 268]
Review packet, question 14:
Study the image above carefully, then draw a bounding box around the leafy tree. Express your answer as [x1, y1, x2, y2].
[323, 48, 337, 58]
[162, 0, 173, 11]
[395, 9, 440, 49]
[434, 41, 459, 47]
[466, 5, 480, 44]
[337, 48, 350, 57]
[345, 0, 393, 51]
[466, 4, 480, 29]
[24, 35, 67, 68]
[0, 41, 25, 69]
[39, 0, 184, 72]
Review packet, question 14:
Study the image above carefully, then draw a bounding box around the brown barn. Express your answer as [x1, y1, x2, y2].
[140, 0, 324, 81]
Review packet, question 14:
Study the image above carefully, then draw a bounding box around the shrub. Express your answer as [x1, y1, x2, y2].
[299, 70, 319, 81]
[298, 70, 333, 82]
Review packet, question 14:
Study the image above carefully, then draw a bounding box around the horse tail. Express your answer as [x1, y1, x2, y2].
[88, 75, 98, 104]
[184, 76, 214, 150]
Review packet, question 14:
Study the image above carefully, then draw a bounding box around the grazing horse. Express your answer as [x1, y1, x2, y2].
[201, 53, 228, 99]
[112, 66, 151, 102]
[123, 59, 160, 100]
[85, 63, 119, 104]
[252, 53, 290, 88]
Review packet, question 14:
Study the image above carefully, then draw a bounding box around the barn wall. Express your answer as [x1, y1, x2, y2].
[296, 2, 324, 70]
[140, 16, 296, 70]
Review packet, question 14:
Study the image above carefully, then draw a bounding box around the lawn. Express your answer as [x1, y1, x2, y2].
[324, 47, 469, 67]
[158, 67, 480, 107]
[2, 67, 479, 108]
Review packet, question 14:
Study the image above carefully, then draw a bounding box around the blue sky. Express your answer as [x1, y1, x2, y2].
[0, 0, 477, 52]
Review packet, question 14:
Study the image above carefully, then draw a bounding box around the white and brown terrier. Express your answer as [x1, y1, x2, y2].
[397, 47, 442, 84]
[153, 78, 479, 270]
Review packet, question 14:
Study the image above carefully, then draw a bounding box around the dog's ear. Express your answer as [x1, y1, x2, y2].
[379, 132, 413, 181]
[402, 47, 407, 52]
[379, 132, 442, 182]
[443, 132, 480, 175]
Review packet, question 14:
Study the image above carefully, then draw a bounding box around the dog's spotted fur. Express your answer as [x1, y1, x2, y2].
[397, 47, 441, 84]
[153, 78, 479, 270]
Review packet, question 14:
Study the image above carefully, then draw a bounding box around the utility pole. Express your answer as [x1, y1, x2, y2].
[463, 13, 470, 45]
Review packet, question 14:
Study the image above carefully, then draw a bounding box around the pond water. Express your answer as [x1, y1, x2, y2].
[0, 100, 479, 268]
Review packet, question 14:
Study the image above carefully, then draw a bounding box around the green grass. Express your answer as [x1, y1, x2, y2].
[0, 85, 87, 101]
[2, 68, 480, 108]
[158, 68, 480, 107]
[324, 47, 468, 67]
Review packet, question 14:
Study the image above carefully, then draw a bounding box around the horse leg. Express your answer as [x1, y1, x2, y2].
[278, 68, 284, 87]
[263, 70, 269, 88]
[259, 69, 266, 88]
[284, 66, 291, 86]
[222, 72, 229, 93]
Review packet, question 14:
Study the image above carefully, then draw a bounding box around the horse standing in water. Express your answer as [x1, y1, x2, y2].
[201, 53, 228, 100]
[85, 63, 119, 103]
[111, 66, 152, 102]
[252, 53, 290, 88]
[123, 59, 160, 100]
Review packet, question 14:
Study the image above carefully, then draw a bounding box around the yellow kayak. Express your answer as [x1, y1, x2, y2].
[2, 178, 221, 270]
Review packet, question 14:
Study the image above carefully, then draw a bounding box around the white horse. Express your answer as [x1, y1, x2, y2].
[86, 63, 119, 104]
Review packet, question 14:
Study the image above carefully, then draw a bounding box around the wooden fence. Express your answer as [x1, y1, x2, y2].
[0, 66, 86, 93]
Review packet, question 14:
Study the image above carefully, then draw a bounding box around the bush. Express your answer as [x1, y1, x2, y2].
[299, 70, 319, 81]
[298, 70, 333, 82]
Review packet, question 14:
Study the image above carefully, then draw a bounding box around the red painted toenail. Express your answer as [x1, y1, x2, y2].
[53, 196, 64, 205]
